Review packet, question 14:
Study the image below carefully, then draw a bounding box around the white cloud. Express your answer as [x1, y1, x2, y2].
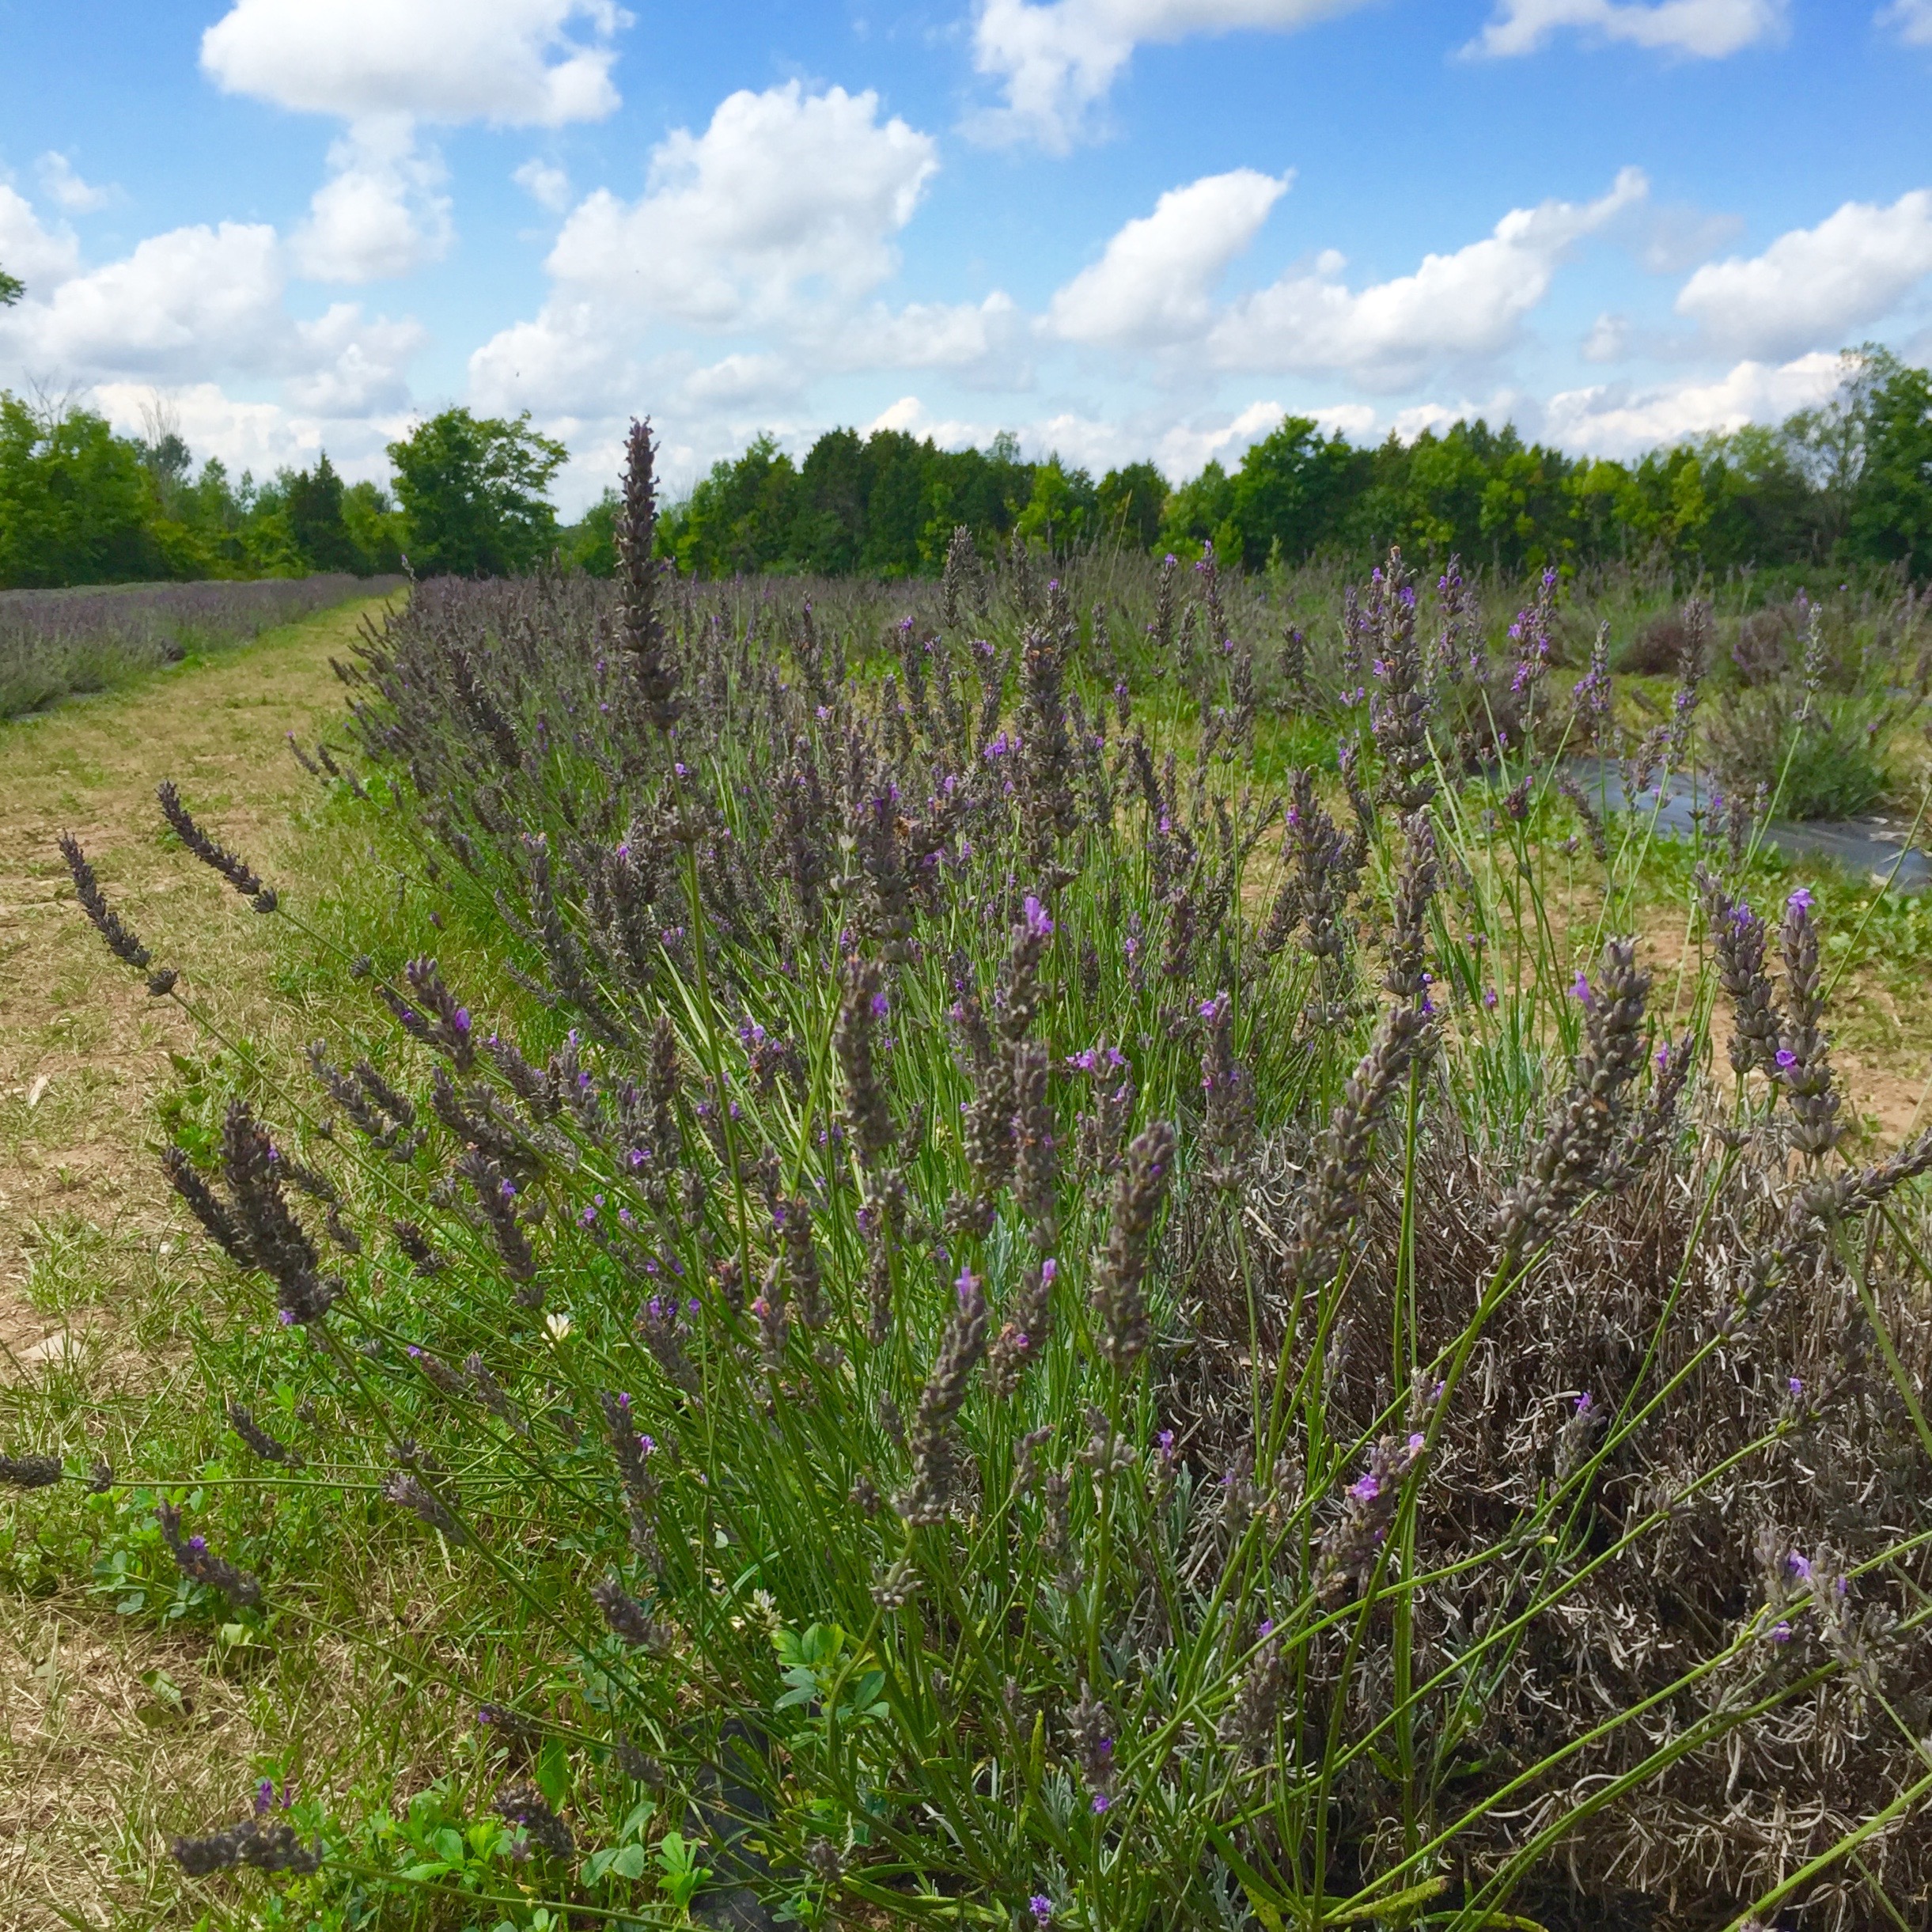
[844, 294, 1027, 377]
[680, 352, 799, 411]
[1877, 0, 1932, 43]
[544, 83, 938, 330]
[1207, 167, 1647, 386]
[287, 305, 425, 412]
[0, 185, 81, 290]
[10, 222, 288, 376]
[0, 199, 423, 421]
[92, 379, 407, 480]
[1045, 169, 1288, 347]
[467, 303, 628, 418]
[1582, 312, 1629, 362]
[514, 157, 573, 212]
[1470, 0, 1786, 59]
[471, 84, 945, 432]
[1675, 190, 1932, 358]
[293, 119, 453, 282]
[201, 0, 626, 127]
[972, 0, 1365, 150]
[35, 153, 116, 214]
[1541, 350, 1840, 456]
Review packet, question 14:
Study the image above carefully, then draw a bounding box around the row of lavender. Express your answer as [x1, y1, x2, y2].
[28, 422, 1932, 1930]
[0, 574, 403, 718]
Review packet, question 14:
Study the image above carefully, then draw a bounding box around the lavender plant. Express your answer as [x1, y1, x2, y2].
[28, 426, 1932, 1932]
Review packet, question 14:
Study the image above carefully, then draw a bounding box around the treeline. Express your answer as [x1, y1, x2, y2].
[0, 387, 574, 589]
[624, 345, 1932, 585]
[0, 391, 405, 588]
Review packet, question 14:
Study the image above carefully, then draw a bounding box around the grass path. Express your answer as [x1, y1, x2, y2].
[0, 596, 403, 1930]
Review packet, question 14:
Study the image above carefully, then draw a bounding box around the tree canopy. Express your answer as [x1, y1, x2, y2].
[387, 408, 567, 578]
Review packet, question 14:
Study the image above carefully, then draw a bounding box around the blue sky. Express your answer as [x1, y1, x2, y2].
[2, 0, 1929, 510]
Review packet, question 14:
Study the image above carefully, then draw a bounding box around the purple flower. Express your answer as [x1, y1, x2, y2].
[1348, 1472, 1381, 1504]
[1787, 1376, 1803, 1396]
[1570, 968, 1593, 1006]
[871, 991, 890, 1020]
[1030, 1897, 1052, 1925]
[1786, 1550, 1812, 1582]
[1023, 894, 1054, 938]
[1775, 1048, 1798, 1070]
[1156, 1429, 1176, 1459]
[1040, 1257, 1057, 1283]
[1482, 987, 1498, 1010]
[1787, 885, 1813, 915]
[1768, 1619, 1793, 1644]
[1091, 1794, 1111, 1814]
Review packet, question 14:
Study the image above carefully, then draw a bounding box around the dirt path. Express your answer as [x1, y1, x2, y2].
[0, 596, 395, 1929]
[0, 599, 393, 1354]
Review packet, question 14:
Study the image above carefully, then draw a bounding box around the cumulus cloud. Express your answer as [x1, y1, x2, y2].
[1674, 190, 1932, 359]
[1877, 0, 1932, 42]
[293, 119, 453, 282]
[1541, 350, 1840, 456]
[0, 194, 424, 426]
[1207, 167, 1647, 386]
[92, 379, 407, 480]
[843, 294, 1029, 381]
[35, 153, 117, 215]
[0, 186, 81, 290]
[1469, 0, 1786, 59]
[201, 0, 626, 127]
[471, 82, 953, 425]
[10, 222, 288, 376]
[972, 0, 1366, 150]
[514, 157, 573, 212]
[1045, 169, 1288, 347]
[1582, 312, 1630, 362]
[544, 83, 938, 329]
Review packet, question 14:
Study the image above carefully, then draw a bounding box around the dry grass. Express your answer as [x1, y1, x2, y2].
[0, 593, 447, 1931]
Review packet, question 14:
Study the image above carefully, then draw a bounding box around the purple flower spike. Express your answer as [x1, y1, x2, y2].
[1030, 1897, 1052, 1925]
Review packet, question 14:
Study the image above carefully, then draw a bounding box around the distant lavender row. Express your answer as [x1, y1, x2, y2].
[0, 574, 405, 721]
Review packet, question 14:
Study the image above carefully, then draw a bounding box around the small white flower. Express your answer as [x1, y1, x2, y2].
[544, 1312, 574, 1343]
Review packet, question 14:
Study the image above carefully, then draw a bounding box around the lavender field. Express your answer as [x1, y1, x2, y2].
[0, 574, 403, 720]
[9, 420, 1932, 1930]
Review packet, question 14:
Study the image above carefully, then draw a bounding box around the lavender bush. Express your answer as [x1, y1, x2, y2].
[0, 573, 403, 718]
[25, 422, 1932, 1930]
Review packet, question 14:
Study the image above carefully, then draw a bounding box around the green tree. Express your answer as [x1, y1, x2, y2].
[1226, 417, 1362, 567]
[341, 479, 406, 574]
[387, 408, 566, 578]
[1097, 461, 1167, 551]
[0, 263, 21, 306]
[671, 434, 800, 576]
[0, 392, 160, 587]
[1013, 456, 1097, 554]
[559, 487, 620, 577]
[284, 452, 362, 572]
[1848, 357, 1932, 578]
[1157, 460, 1237, 561]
